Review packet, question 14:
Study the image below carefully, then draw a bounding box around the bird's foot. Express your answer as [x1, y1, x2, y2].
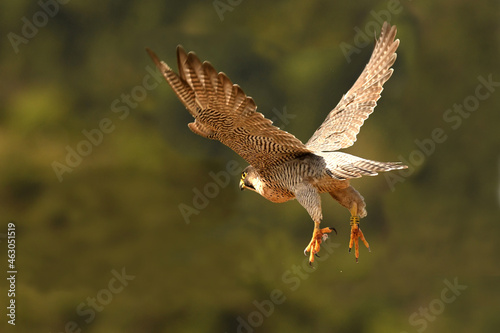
[348, 204, 370, 263]
[304, 222, 336, 265]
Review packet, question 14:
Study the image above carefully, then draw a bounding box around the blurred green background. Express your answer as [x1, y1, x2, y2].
[0, 0, 499, 332]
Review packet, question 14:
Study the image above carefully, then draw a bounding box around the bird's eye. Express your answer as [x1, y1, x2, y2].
[242, 172, 247, 179]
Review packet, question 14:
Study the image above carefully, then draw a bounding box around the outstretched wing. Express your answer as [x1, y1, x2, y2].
[147, 46, 311, 172]
[306, 22, 399, 152]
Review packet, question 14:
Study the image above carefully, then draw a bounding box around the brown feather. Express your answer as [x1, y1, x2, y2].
[306, 22, 400, 152]
[147, 47, 311, 172]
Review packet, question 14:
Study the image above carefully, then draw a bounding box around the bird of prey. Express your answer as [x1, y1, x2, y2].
[147, 21, 407, 264]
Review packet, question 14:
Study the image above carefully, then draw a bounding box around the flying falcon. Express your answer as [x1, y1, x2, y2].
[147, 21, 407, 264]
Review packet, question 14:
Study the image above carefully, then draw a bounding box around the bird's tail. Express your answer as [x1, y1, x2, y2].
[316, 151, 407, 180]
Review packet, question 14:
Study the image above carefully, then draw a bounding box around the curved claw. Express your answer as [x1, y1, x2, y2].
[305, 224, 337, 265]
[349, 218, 370, 262]
[329, 227, 337, 235]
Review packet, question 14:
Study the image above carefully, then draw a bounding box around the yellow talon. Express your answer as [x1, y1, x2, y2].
[348, 202, 370, 262]
[304, 222, 336, 265]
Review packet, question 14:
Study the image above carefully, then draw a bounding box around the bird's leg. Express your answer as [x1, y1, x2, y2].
[304, 221, 336, 265]
[348, 202, 370, 263]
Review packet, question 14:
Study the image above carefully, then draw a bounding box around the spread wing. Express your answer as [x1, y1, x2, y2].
[306, 22, 399, 152]
[147, 46, 311, 172]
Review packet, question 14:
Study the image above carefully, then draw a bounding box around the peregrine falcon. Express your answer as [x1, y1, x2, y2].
[147, 21, 407, 264]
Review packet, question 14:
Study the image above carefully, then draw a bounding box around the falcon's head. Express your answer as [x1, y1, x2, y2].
[239, 165, 264, 194]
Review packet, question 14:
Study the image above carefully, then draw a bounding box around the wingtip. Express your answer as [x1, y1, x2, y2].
[146, 48, 173, 73]
[382, 21, 397, 31]
[176, 44, 186, 56]
[178, 45, 198, 61]
[145, 47, 156, 59]
[146, 48, 162, 67]
[176, 45, 203, 66]
[379, 21, 398, 45]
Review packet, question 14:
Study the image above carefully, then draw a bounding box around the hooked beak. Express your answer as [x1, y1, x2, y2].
[239, 179, 245, 191]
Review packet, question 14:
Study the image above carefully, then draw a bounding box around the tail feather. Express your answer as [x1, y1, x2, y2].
[315, 151, 407, 180]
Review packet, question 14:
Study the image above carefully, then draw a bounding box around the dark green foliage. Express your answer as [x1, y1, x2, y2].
[0, 0, 499, 332]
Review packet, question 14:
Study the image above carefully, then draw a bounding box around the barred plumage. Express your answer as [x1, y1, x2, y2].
[148, 21, 408, 264]
[306, 22, 399, 152]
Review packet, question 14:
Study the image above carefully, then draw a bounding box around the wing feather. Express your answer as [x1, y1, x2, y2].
[147, 46, 311, 171]
[306, 22, 399, 152]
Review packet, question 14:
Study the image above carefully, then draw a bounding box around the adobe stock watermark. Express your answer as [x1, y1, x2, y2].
[401, 277, 467, 333]
[50, 267, 135, 333]
[339, 0, 404, 63]
[385, 74, 499, 191]
[51, 64, 165, 182]
[230, 241, 340, 333]
[213, 0, 244, 21]
[178, 106, 295, 224]
[7, 0, 71, 54]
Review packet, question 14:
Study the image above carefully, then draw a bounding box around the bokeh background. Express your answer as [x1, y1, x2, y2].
[0, 0, 499, 332]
